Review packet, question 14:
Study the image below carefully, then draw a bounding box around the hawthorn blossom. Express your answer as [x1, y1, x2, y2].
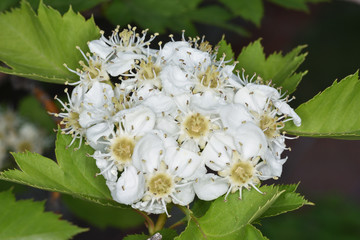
[55, 26, 302, 215]
[112, 133, 203, 215]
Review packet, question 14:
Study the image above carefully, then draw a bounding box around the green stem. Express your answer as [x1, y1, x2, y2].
[134, 209, 155, 234]
[169, 219, 186, 229]
[151, 213, 167, 235]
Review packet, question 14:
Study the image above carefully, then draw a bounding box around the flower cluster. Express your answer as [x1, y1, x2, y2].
[0, 108, 48, 168]
[58, 26, 301, 215]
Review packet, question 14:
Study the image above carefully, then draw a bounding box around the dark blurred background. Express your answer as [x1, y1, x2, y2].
[1, 0, 360, 239]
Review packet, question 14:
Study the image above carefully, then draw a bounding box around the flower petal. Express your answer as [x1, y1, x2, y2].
[202, 132, 235, 171]
[88, 39, 114, 60]
[233, 122, 267, 159]
[172, 184, 195, 205]
[194, 174, 228, 201]
[219, 103, 254, 131]
[132, 133, 163, 173]
[122, 106, 156, 135]
[165, 147, 202, 179]
[112, 165, 145, 205]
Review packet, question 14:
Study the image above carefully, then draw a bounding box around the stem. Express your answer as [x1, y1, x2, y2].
[169, 219, 186, 229]
[151, 213, 167, 235]
[134, 209, 155, 234]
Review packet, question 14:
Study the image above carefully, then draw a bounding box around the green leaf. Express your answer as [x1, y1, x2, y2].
[216, 38, 235, 63]
[105, 0, 249, 37]
[266, 0, 328, 11]
[238, 224, 269, 240]
[236, 39, 307, 94]
[27, 0, 107, 14]
[191, 198, 212, 218]
[18, 95, 56, 133]
[284, 72, 360, 139]
[158, 228, 178, 240]
[0, 0, 18, 12]
[261, 184, 313, 218]
[220, 0, 264, 26]
[0, 130, 124, 208]
[187, 6, 250, 37]
[176, 185, 283, 239]
[62, 194, 144, 229]
[105, 0, 202, 34]
[0, 1, 100, 84]
[266, 0, 308, 11]
[0, 189, 86, 240]
[123, 234, 148, 240]
[186, 6, 232, 25]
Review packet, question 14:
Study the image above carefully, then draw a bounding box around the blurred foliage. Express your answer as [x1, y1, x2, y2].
[0, 0, 328, 37]
[18, 96, 56, 134]
[259, 195, 360, 240]
[292, 1, 360, 107]
[62, 194, 144, 229]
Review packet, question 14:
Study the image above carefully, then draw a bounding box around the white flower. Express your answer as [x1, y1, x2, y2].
[88, 26, 157, 76]
[233, 81, 300, 167]
[58, 27, 303, 212]
[160, 64, 192, 95]
[54, 85, 86, 148]
[123, 132, 202, 215]
[112, 165, 145, 205]
[196, 132, 265, 201]
[173, 96, 221, 149]
[79, 82, 116, 144]
[92, 105, 156, 179]
[160, 40, 211, 71]
[190, 58, 236, 100]
[121, 56, 163, 92]
[13, 123, 47, 154]
[234, 83, 301, 127]
[64, 47, 110, 89]
[257, 149, 287, 180]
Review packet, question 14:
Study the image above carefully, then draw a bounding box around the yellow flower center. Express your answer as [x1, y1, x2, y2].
[62, 111, 81, 131]
[148, 173, 174, 197]
[259, 114, 284, 138]
[79, 59, 109, 81]
[183, 113, 209, 138]
[198, 66, 220, 89]
[138, 59, 161, 81]
[230, 162, 254, 185]
[119, 29, 133, 46]
[199, 41, 212, 52]
[110, 137, 135, 164]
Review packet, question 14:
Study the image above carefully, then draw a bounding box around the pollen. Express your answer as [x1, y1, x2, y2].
[259, 114, 284, 139]
[198, 65, 220, 89]
[138, 58, 161, 81]
[62, 111, 81, 131]
[183, 113, 209, 138]
[229, 162, 254, 185]
[119, 29, 133, 47]
[148, 173, 174, 197]
[199, 41, 212, 52]
[80, 58, 109, 81]
[110, 137, 135, 164]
